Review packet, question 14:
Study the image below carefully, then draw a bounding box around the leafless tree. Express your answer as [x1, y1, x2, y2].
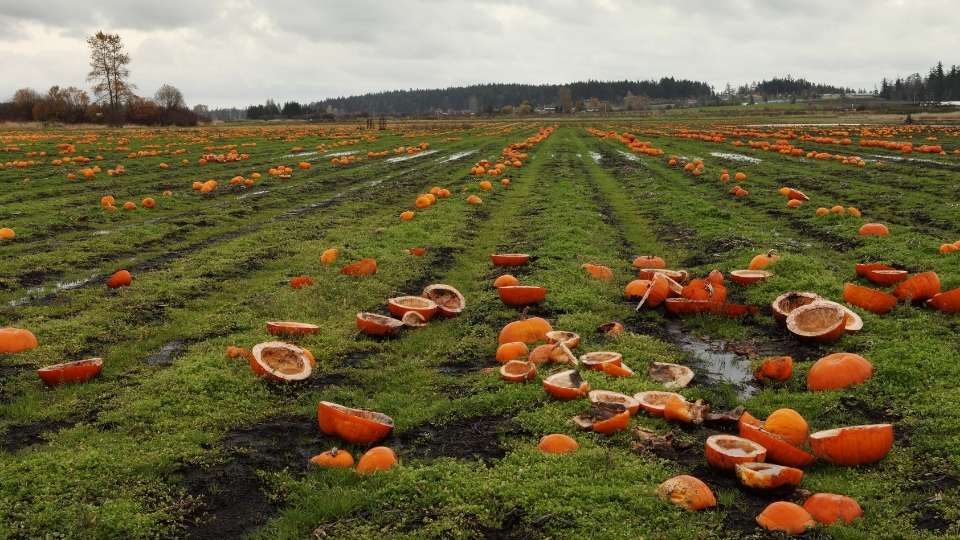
[87, 31, 134, 124]
[155, 84, 186, 110]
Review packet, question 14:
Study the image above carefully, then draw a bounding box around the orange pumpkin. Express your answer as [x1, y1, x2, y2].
[808, 424, 893, 466]
[807, 353, 873, 391]
[542, 370, 589, 400]
[740, 419, 816, 468]
[495, 342, 529, 363]
[400, 210, 415, 221]
[763, 409, 808, 447]
[310, 448, 354, 469]
[756, 502, 815, 534]
[892, 271, 940, 302]
[704, 435, 767, 471]
[356, 446, 397, 474]
[0, 327, 39, 354]
[843, 283, 897, 314]
[340, 258, 377, 276]
[498, 317, 552, 344]
[736, 462, 804, 490]
[498, 285, 547, 306]
[656, 475, 716, 511]
[500, 360, 537, 382]
[107, 270, 132, 289]
[491, 253, 529, 266]
[582, 263, 614, 280]
[320, 248, 339, 265]
[538, 433, 579, 454]
[493, 274, 520, 288]
[928, 288, 960, 313]
[755, 356, 793, 382]
[356, 312, 403, 336]
[466, 195, 483, 205]
[748, 250, 779, 270]
[859, 223, 889, 236]
[632, 255, 666, 269]
[803, 493, 863, 525]
[317, 401, 394, 445]
[634, 391, 684, 417]
[142, 197, 156, 209]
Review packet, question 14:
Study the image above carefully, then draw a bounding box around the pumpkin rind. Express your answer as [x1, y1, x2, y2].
[317, 401, 394, 445]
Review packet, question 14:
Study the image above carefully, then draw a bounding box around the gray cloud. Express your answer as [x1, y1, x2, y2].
[1, 0, 956, 107]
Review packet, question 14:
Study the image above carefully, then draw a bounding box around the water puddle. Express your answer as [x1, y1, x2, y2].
[93, 230, 110, 236]
[866, 154, 947, 166]
[282, 151, 318, 158]
[323, 150, 356, 158]
[709, 152, 762, 164]
[589, 151, 602, 163]
[666, 322, 756, 398]
[237, 190, 270, 200]
[436, 149, 477, 163]
[386, 149, 438, 163]
[617, 150, 640, 161]
[7, 276, 96, 306]
[144, 340, 187, 365]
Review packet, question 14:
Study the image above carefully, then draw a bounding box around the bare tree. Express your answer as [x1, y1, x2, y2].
[155, 84, 186, 110]
[87, 31, 134, 124]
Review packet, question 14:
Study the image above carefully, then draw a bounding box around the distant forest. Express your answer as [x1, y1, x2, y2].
[879, 61, 960, 102]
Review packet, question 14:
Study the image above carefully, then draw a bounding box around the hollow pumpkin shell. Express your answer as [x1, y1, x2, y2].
[705, 434, 767, 471]
[542, 370, 589, 400]
[735, 462, 804, 490]
[892, 271, 940, 302]
[808, 424, 893, 466]
[785, 302, 847, 342]
[498, 317, 553, 345]
[266, 321, 320, 336]
[490, 253, 529, 266]
[634, 391, 684, 417]
[498, 285, 547, 306]
[803, 493, 863, 525]
[317, 401, 394, 445]
[771, 292, 820, 325]
[588, 390, 640, 415]
[843, 283, 898, 314]
[37, 358, 103, 387]
[421, 284, 465, 317]
[739, 420, 816, 468]
[756, 501, 815, 535]
[499, 360, 537, 382]
[356, 312, 404, 336]
[249, 341, 313, 382]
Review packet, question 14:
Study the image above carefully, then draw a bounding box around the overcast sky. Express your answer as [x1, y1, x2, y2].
[1, 0, 956, 108]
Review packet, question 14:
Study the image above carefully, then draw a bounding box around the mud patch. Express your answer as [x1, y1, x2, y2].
[2, 419, 76, 453]
[396, 414, 525, 462]
[180, 414, 321, 539]
[683, 235, 756, 267]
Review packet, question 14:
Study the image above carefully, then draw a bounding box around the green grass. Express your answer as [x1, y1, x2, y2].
[1, 118, 959, 539]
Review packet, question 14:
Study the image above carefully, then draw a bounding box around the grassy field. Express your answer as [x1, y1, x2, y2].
[1, 117, 959, 539]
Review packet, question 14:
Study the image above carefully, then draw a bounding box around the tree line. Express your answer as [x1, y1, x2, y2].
[0, 31, 200, 126]
[879, 61, 960, 102]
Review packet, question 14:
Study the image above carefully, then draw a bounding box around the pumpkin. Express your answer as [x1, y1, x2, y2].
[289, 275, 314, 289]
[122, 201, 136, 210]
[624, 279, 650, 300]
[859, 223, 889, 236]
[756, 501, 815, 534]
[499, 317, 552, 344]
[786, 199, 803, 208]
[770, 291, 820, 324]
[582, 263, 614, 280]
[755, 356, 793, 382]
[572, 405, 630, 435]
[498, 285, 547, 306]
[748, 250, 779, 270]
[107, 270, 132, 289]
[808, 424, 893, 466]
[843, 283, 897, 314]
[542, 370, 589, 400]
[588, 390, 640, 415]
[855, 262, 893, 277]
[400, 210, 415, 221]
[356, 312, 404, 336]
[634, 391, 684, 417]
[266, 321, 320, 336]
[501, 178, 510, 187]
[736, 462, 803, 490]
[478, 180, 492, 191]
[37, 358, 103, 386]
[466, 195, 483, 205]
[538, 433, 579, 454]
[928, 288, 960, 313]
[579, 351, 622, 371]
[600, 361, 634, 377]
[545, 331, 580, 349]
[495, 342, 529, 363]
[298, 161, 311, 170]
[340, 258, 377, 276]
[848, 207, 862, 217]
[785, 302, 846, 342]
[597, 321, 624, 337]
[831, 205, 846, 214]
[656, 475, 716, 511]
[864, 269, 908, 286]
[728, 269, 771, 285]
[500, 360, 537, 382]
[310, 448, 354, 469]
[387, 296, 438, 321]
[705, 434, 767, 471]
[493, 274, 520, 289]
[807, 352, 873, 391]
[740, 419, 816, 468]
[421, 284, 465, 318]
[632, 255, 666, 269]
[816, 207, 830, 217]
[248, 341, 312, 382]
[142, 197, 156, 209]
[415, 195, 431, 208]
[803, 493, 863, 525]
[640, 275, 671, 308]
[734, 172, 747, 181]
[782, 187, 809, 201]
[99, 195, 115, 207]
[356, 446, 397, 474]
[408, 247, 426, 256]
[646, 362, 692, 390]
[0, 327, 38, 354]
[664, 298, 712, 315]
[317, 401, 394, 445]
[764, 409, 809, 447]
[320, 248, 339, 265]
[528, 344, 568, 365]
[491, 253, 529, 266]
[892, 271, 940, 302]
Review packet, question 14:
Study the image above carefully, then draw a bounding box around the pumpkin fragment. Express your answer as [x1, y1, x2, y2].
[538, 433, 579, 454]
[656, 475, 716, 511]
[356, 446, 397, 474]
[37, 358, 103, 386]
[808, 424, 893, 466]
[310, 448, 354, 469]
[317, 401, 394, 445]
[756, 501, 815, 535]
[542, 369, 589, 400]
[705, 434, 767, 471]
[803, 493, 863, 525]
[248, 341, 312, 382]
[736, 462, 803, 490]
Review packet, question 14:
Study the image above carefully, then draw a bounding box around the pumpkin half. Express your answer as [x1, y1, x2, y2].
[705, 434, 767, 471]
[808, 423, 893, 466]
[387, 296, 438, 321]
[785, 302, 847, 342]
[317, 401, 394, 445]
[266, 321, 320, 336]
[542, 369, 589, 400]
[37, 358, 103, 387]
[356, 312, 404, 336]
[736, 462, 803, 490]
[498, 285, 547, 306]
[249, 341, 313, 382]
[421, 284, 465, 318]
